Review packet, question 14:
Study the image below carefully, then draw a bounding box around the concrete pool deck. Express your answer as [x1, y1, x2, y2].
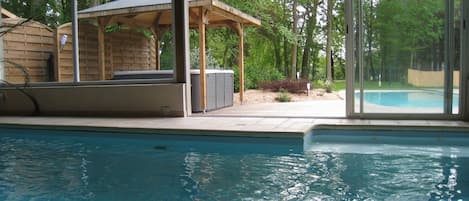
[196, 100, 346, 118]
[1, 116, 469, 138]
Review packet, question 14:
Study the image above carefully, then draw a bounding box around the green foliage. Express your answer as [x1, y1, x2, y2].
[1, 0, 114, 27]
[189, 47, 221, 69]
[314, 56, 326, 80]
[275, 89, 292, 102]
[332, 80, 345, 91]
[105, 25, 153, 39]
[105, 24, 129, 33]
[233, 64, 283, 92]
[159, 31, 174, 70]
[135, 28, 154, 39]
[316, 79, 334, 93]
[370, 0, 445, 82]
[315, 79, 336, 93]
[246, 64, 284, 89]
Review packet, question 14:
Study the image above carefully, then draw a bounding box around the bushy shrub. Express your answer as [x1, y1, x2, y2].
[259, 79, 309, 94]
[233, 65, 284, 92]
[275, 89, 291, 102]
[315, 79, 335, 93]
[190, 47, 220, 69]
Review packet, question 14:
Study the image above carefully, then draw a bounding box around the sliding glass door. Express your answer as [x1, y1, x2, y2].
[346, 0, 463, 118]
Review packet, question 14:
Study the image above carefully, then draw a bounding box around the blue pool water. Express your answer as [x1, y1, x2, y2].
[1, 127, 469, 200]
[356, 91, 459, 108]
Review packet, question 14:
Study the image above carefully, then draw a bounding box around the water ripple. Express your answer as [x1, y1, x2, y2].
[0, 134, 468, 200]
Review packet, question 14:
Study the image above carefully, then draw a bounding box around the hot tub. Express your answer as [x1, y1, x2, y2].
[113, 69, 234, 112]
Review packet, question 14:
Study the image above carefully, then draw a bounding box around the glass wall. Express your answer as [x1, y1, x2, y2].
[348, 0, 462, 116]
[453, 0, 462, 114]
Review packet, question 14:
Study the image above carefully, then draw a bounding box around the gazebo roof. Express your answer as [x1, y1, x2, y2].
[78, 0, 261, 28]
[1, 8, 18, 18]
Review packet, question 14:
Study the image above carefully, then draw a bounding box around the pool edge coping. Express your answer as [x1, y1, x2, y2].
[0, 122, 307, 138]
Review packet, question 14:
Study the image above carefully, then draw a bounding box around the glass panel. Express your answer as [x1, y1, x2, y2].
[353, 0, 361, 113]
[453, 0, 462, 114]
[360, 0, 447, 113]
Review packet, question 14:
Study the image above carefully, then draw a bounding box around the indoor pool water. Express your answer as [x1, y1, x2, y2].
[0, 127, 468, 200]
[356, 91, 459, 108]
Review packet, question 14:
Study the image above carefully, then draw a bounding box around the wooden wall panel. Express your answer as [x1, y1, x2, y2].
[56, 22, 156, 81]
[3, 19, 156, 83]
[3, 18, 54, 83]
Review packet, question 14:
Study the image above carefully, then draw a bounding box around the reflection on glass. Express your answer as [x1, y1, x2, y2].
[453, 0, 461, 114]
[353, 0, 361, 113]
[354, 0, 461, 114]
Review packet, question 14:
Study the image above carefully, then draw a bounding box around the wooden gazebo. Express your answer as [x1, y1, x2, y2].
[78, 0, 260, 111]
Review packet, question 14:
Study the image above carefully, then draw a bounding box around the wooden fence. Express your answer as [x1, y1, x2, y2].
[2, 18, 55, 83]
[2, 16, 156, 83]
[408, 69, 460, 87]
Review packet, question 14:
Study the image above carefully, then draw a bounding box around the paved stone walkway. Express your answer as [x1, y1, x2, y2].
[196, 100, 346, 118]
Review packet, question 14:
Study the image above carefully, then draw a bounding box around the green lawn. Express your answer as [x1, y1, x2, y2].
[312, 80, 345, 92]
[333, 80, 345, 91]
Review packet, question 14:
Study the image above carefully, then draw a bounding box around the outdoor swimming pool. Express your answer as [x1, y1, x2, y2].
[356, 91, 459, 108]
[0, 127, 468, 200]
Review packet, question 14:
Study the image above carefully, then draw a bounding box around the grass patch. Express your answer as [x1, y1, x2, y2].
[333, 80, 345, 91]
[314, 80, 345, 92]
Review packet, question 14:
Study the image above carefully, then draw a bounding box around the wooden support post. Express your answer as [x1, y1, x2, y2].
[108, 39, 113, 79]
[236, 23, 244, 104]
[155, 33, 161, 70]
[152, 27, 169, 71]
[54, 29, 61, 82]
[153, 13, 163, 70]
[151, 27, 160, 70]
[97, 18, 106, 80]
[172, 0, 192, 116]
[199, 8, 207, 112]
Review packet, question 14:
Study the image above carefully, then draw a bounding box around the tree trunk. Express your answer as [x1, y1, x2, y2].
[367, 0, 374, 80]
[301, 0, 319, 79]
[410, 50, 414, 69]
[381, 46, 387, 81]
[301, 41, 312, 79]
[283, 37, 289, 76]
[326, 0, 334, 81]
[282, 0, 289, 77]
[290, 0, 298, 79]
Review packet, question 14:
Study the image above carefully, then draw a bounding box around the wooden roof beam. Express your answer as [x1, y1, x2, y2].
[1, 8, 18, 18]
[78, 0, 212, 19]
[153, 12, 163, 26]
[189, 9, 200, 23]
[110, 16, 152, 29]
[212, 0, 261, 26]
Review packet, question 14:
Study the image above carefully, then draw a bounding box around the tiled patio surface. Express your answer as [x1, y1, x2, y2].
[196, 100, 346, 118]
[1, 115, 469, 138]
[1, 94, 468, 137]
